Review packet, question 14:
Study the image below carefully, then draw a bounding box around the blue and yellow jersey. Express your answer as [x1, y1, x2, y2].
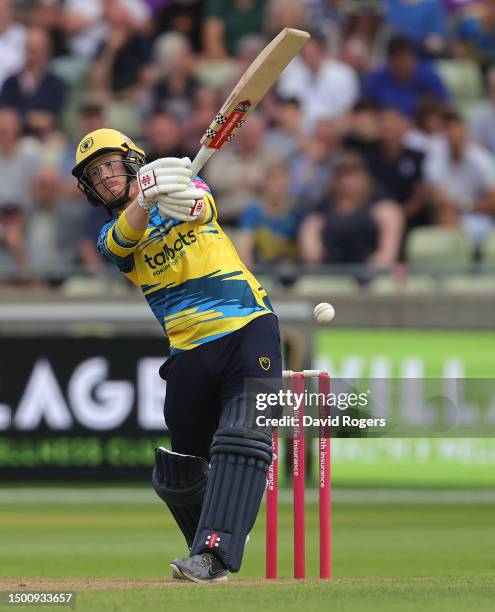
[97, 179, 273, 354]
[239, 200, 302, 263]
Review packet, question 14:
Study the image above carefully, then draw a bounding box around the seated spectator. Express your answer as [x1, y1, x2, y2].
[0, 27, 67, 136]
[151, 32, 199, 120]
[142, 112, 188, 163]
[153, 0, 203, 52]
[454, 0, 495, 72]
[265, 0, 309, 36]
[340, 1, 383, 74]
[362, 108, 430, 228]
[265, 97, 303, 161]
[90, 0, 154, 102]
[277, 31, 359, 132]
[289, 118, 342, 211]
[26, 166, 85, 280]
[363, 35, 449, 117]
[469, 66, 495, 156]
[183, 85, 220, 156]
[202, 0, 267, 58]
[0, 0, 26, 89]
[299, 152, 404, 268]
[237, 158, 302, 268]
[304, 1, 346, 56]
[25, 2, 68, 57]
[61, 0, 151, 59]
[404, 99, 448, 157]
[204, 113, 272, 225]
[0, 108, 39, 213]
[342, 99, 381, 151]
[61, 0, 107, 59]
[426, 110, 495, 246]
[384, 0, 447, 57]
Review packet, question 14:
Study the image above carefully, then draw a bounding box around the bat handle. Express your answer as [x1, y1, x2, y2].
[191, 146, 215, 178]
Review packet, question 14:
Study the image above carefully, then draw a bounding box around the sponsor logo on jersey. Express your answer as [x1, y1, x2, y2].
[144, 230, 197, 269]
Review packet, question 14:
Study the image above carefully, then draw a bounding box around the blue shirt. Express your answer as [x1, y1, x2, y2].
[240, 201, 302, 263]
[363, 62, 449, 117]
[456, 14, 495, 65]
[385, 0, 447, 49]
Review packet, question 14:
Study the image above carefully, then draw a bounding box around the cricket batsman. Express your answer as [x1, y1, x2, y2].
[72, 129, 281, 582]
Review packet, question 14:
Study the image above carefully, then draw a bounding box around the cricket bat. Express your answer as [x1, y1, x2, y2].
[190, 28, 310, 177]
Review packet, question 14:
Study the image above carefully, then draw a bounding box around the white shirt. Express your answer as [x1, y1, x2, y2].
[64, 0, 151, 58]
[425, 140, 495, 244]
[404, 129, 445, 159]
[277, 56, 359, 132]
[0, 23, 26, 89]
[469, 102, 495, 157]
[425, 140, 495, 205]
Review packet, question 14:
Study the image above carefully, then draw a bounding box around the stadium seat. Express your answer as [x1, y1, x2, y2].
[50, 56, 89, 86]
[58, 57, 92, 142]
[196, 59, 240, 90]
[442, 275, 495, 295]
[436, 59, 483, 116]
[406, 227, 474, 270]
[107, 102, 142, 140]
[369, 274, 437, 295]
[293, 275, 359, 296]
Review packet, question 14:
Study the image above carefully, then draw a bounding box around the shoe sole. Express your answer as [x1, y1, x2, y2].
[171, 565, 185, 580]
[170, 563, 228, 584]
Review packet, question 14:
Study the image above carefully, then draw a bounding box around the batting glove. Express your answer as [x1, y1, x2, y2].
[137, 157, 192, 211]
[156, 186, 206, 222]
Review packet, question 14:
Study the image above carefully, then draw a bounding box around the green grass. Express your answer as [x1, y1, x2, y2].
[77, 578, 495, 612]
[1, 490, 495, 610]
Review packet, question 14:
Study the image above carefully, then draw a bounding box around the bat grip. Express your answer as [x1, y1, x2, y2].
[191, 146, 215, 178]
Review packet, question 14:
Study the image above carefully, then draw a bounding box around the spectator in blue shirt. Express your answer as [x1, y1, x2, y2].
[384, 0, 447, 57]
[455, 1, 495, 71]
[237, 158, 303, 269]
[363, 36, 449, 117]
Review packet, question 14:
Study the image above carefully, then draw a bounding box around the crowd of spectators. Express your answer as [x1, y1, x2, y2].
[1, 0, 495, 287]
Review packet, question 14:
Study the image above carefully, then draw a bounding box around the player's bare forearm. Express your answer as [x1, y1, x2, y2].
[103, 202, 148, 260]
[124, 198, 150, 231]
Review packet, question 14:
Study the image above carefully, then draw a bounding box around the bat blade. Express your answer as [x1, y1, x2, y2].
[191, 28, 310, 175]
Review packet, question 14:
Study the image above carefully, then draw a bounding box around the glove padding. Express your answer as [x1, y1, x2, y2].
[138, 157, 192, 203]
[156, 186, 206, 222]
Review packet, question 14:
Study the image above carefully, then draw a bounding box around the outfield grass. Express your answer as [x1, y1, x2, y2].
[1, 489, 495, 611]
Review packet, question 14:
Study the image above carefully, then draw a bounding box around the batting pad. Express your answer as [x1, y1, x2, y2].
[152, 447, 209, 548]
[191, 428, 272, 572]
